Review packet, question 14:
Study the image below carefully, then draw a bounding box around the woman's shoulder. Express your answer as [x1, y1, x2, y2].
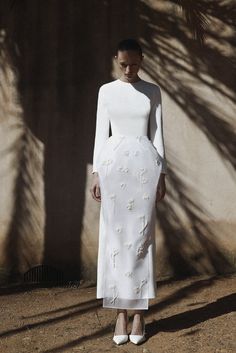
[98, 79, 118, 90]
[142, 79, 161, 92]
[137, 80, 161, 99]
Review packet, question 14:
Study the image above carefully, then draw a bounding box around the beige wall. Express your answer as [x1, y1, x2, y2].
[0, 0, 235, 284]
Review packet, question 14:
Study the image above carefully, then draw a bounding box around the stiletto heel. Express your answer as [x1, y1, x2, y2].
[113, 311, 129, 345]
[129, 316, 146, 345]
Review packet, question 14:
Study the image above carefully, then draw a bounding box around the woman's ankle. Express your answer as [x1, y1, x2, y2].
[114, 310, 128, 335]
[117, 309, 128, 318]
[117, 309, 127, 314]
[133, 311, 144, 319]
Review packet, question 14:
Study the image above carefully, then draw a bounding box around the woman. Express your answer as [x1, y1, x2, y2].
[90, 38, 167, 345]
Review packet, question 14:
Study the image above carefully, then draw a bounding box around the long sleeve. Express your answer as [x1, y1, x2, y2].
[149, 85, 168, 174]
[92, 85, 110, 174]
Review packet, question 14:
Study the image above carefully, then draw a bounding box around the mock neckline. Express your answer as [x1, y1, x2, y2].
[117, 78, 143, 85]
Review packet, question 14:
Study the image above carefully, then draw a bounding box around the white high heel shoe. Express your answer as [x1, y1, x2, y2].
[129, 316, 146, 345]
[113, 312, 129, 345]
[113, 334, 129, 345]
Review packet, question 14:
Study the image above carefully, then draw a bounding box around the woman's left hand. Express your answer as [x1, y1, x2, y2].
[156, 173, 166, 203]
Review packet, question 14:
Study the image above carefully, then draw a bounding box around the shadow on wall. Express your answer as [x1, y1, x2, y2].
[137, 0, 236, 276]
[0, 0, 116, 283]
[0, 0, 235, 283]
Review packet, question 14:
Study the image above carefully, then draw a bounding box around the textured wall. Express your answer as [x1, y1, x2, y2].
[0, 0, 235, 284]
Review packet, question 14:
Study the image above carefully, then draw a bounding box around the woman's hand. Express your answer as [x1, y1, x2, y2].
[90, 172, 101, 202]
[156, 173, 166, 203]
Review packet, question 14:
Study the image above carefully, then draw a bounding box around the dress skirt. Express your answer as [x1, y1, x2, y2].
[96, 134, 163, 310]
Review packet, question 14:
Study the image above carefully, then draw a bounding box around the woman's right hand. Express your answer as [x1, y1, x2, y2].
[90, 172, 101, 202]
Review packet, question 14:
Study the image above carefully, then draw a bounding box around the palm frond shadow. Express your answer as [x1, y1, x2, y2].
[139, 0, 236, 168]
[156, 166, 233, 276]
[0, 41, 45, 284]
[136, 0, 235, 276]
[148, 293, 236, 337]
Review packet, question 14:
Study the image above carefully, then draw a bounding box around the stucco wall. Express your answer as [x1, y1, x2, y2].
[0, 0, 235, 284]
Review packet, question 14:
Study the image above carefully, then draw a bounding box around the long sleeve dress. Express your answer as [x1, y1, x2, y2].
[92, 78, 167, 310]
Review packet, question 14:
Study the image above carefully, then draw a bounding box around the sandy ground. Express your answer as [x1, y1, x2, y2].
[0, 273, 235, 353]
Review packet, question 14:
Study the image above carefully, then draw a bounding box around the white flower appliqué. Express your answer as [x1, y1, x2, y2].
[102, 159, 113, 166]
[109, 284, 118, 304]
[139, 215, 148, 235]
[109, 193, 116, 214]
[117, 166, 129, 173]
[124, 242, 132, 250]
[126, 198, 134, 210]
[142, 192, 149, 200]
[138, 167, 149, 186]
[134, 278, 148, 294]
[156, 157, 161, 166]
[137, 245, 145, 256]
[116, 226, 122, 234]
[141, 177, 148, 184]
[125, 271, 133, 278]
[111, 248, 119, 268]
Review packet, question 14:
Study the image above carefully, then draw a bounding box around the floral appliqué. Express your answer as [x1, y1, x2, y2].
[109, 284, 118, 304]
[139, 215, 148, 236]
[109, 193, 116, 214]
[111, 248, 119, 268]
[102, 159, 113, 166]
[124, 242, 132, 250]
[115, 226, 123, 234]
[134, 278, 148, 294]
[138, 167, 149, 185]
[142, 192, 149, 200]
[117, 166, 129, 173]
[126, 198, 135, 210]
[125, 271, 133, 278]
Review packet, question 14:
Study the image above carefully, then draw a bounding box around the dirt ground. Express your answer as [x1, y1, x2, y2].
[0, 273, 235, 353]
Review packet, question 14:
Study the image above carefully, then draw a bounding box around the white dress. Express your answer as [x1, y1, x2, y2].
[92, 78, 167, 310]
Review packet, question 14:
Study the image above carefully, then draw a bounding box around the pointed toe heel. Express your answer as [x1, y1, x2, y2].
[113, 311, 129, 345]
[113, 334, 129, 345]
[129, 316, 146, 345]
[129, 333, 146, 344]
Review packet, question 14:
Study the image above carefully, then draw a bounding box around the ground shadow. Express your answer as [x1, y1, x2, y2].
[147, 293, 236, 338]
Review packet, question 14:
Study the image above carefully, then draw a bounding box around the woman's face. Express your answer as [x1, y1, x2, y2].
[115, 50, 143, 81]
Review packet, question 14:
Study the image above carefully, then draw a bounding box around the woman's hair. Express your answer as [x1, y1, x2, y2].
[116, 38, 143, 57]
